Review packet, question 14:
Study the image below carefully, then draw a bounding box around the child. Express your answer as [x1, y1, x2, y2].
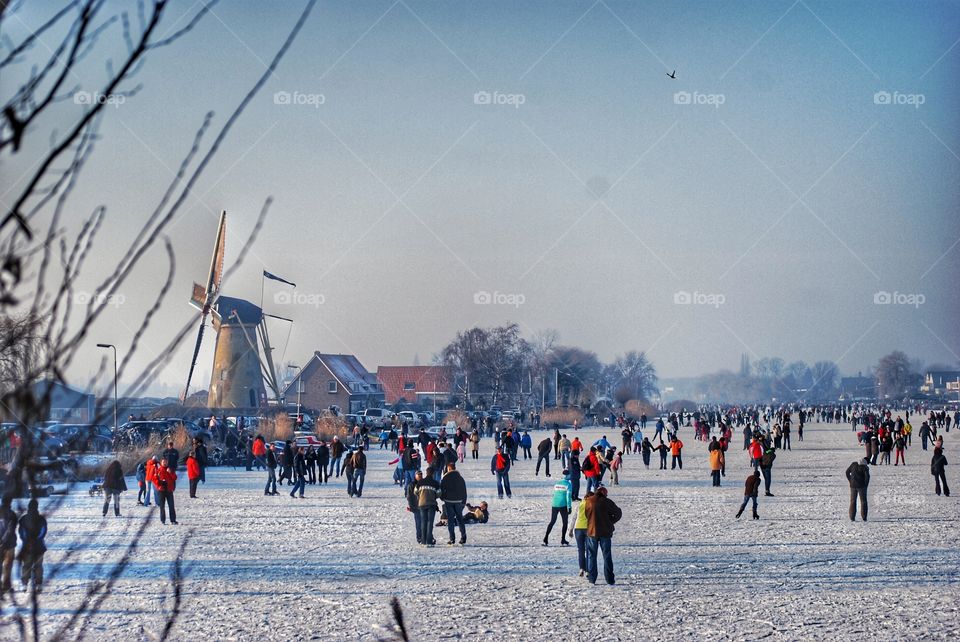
[136, 461, 147, 505]
[611, 450, 623, 485]
[456, 440, 465, 463]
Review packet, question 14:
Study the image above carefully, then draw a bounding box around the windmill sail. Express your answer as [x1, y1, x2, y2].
[183, 211, 227, 401]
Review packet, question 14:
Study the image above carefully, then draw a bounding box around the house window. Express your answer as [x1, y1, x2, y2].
[403, 382, 416, 391]
[328, 380, 337, 393]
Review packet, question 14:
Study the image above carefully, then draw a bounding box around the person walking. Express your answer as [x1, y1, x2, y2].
[316, 441, 330, 484]
[154, 460, 178, 525]
[17, 499, 47, 592]
[352, 446, 367, 498]
[568, 451, 582, 501]
[520, 431, 533, 460]
[543, 470, 572, 546]
[329, 436, 345, 478]
[641, 437, 652, 469]
[568, 490, 593, 577]
[406, 471, 425, 544]
[735, 470, 761, 519]
[186, 452, 201, 498]
[469, 430, 480, 460]
[760, 448, 776, 496]
[670, 436, 684, 470]
[582, 447, 601, 493]
[584, 486, 622, 585]
[101, 460, 127, 517]
[491, 445, 512, 499]
[440, 462, 468, 545]
[143, 456, 158, 507]
[610, 451, 622, 486]
[305, 446, 317, 484]
[135, 461, 148, 505]
[536, 437, 553, 477]
[709, 447, 724, 487]
[416, 468, 440, 546]
[264, 442, 278, 495]
[0, 497, 17, 592]
[845, 457, 870, 521]
[290, 447, 307, 498]
[931, 447, 950, 497]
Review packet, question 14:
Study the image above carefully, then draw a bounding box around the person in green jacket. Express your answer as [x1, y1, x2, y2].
[569, 490, 594, 576]
[543, 470, 572, 547]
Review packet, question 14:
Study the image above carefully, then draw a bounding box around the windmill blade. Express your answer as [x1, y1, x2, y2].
[183, 313, 208, 401]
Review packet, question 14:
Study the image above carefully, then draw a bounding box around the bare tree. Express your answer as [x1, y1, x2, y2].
[0, 0, 317, 639]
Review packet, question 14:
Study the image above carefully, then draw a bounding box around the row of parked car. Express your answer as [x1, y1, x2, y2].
[2, 422, 114, 458]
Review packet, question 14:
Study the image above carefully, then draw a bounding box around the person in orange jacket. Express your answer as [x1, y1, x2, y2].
[571, 437, 583, 456]
[153, 460, 178, 525]
[186, 453, 201, 499]
[670, 437, 684, 470]
[709, 448, 724, 486]
[143, 456, 158, 507]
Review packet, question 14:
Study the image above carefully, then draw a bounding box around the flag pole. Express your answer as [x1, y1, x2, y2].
[260, 270, 265, 311]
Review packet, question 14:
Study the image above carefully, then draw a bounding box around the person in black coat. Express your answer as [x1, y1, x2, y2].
[193, 438, 208, 483]
[536, 437, 552, 477]
[305, 446, 318, 484]
[289, 447, 307, 498]
[101, 460, 127, 517]
[162, 441, 179, 471]
[439, 462, 468, 545]
[18, 499, 47, 591]
[316, 442, 330, 484]
[568, 452, 582, 500]
[0, 497, 17, 592]
[264, 444, 278, 496]
[279, 441, 294, 485]
[932, 447, 950, 497]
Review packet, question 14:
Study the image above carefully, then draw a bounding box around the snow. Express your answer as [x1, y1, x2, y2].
[10, 420, 960, 641]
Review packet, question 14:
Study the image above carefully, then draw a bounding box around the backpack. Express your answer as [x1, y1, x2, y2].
[581, 456, 594, 472]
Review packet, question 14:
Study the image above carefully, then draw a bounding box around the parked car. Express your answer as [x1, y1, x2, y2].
[47, 424, 113, 453]
[361, 408, 395, 428]
[396, 410, 421, 426]
[113, 419, 210, 450]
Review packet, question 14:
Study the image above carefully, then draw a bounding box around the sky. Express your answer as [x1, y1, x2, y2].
[3, 0, 960, 397]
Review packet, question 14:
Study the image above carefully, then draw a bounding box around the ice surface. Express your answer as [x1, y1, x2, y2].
[11, 421, 960, 641]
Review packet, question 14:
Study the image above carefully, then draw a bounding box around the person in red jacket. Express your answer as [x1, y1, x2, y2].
[144, 456, 158, 507]
[153, 460, 178, 525]
[186, 453, 201, 499]
[749, 438, 763, 470]
[582, 447, 601, 493]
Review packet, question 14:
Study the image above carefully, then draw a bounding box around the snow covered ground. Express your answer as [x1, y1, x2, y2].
[10, 419, 960, 641]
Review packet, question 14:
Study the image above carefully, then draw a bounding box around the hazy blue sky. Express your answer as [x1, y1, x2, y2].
[5, 0, 960, 396]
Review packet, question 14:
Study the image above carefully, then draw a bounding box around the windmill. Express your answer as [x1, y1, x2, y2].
[182, 211, 287, 408]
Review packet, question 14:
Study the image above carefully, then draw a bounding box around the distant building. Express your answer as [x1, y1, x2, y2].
[30, 379, 96, 423]
[922, 370, 960, 396]
[283, 353, 383, 414]
[839, 373, 876, 399]
[377, 366, 453, 406]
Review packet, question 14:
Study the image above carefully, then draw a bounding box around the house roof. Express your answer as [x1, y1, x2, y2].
[283, 353, 378, 396]
[377, 366, 452, 403]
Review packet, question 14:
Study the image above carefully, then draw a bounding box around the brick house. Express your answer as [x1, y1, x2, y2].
[283, 353, 383, 414]
[376, 366, 453, 406]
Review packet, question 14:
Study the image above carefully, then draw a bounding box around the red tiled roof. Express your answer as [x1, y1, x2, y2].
[377, 366, 453, 404]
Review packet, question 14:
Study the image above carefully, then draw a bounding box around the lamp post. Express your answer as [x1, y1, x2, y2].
[291, 365, 302, 423]
[97, 343, 118, 430]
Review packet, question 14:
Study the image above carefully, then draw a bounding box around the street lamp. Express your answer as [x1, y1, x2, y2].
[291, 365, 302, 423]
[97, 343, 118, 431]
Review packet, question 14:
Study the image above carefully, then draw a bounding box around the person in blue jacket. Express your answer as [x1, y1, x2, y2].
[520, 431, 533, 459]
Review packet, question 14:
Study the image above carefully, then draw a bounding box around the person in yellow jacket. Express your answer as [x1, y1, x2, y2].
[709, 448, 724, 487]
[568, 490, 593, 577]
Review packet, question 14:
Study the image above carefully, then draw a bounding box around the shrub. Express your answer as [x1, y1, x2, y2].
[541, 407, 585, 427]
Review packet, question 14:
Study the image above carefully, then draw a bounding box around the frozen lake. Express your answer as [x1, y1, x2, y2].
[10, 419, 960, 641]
